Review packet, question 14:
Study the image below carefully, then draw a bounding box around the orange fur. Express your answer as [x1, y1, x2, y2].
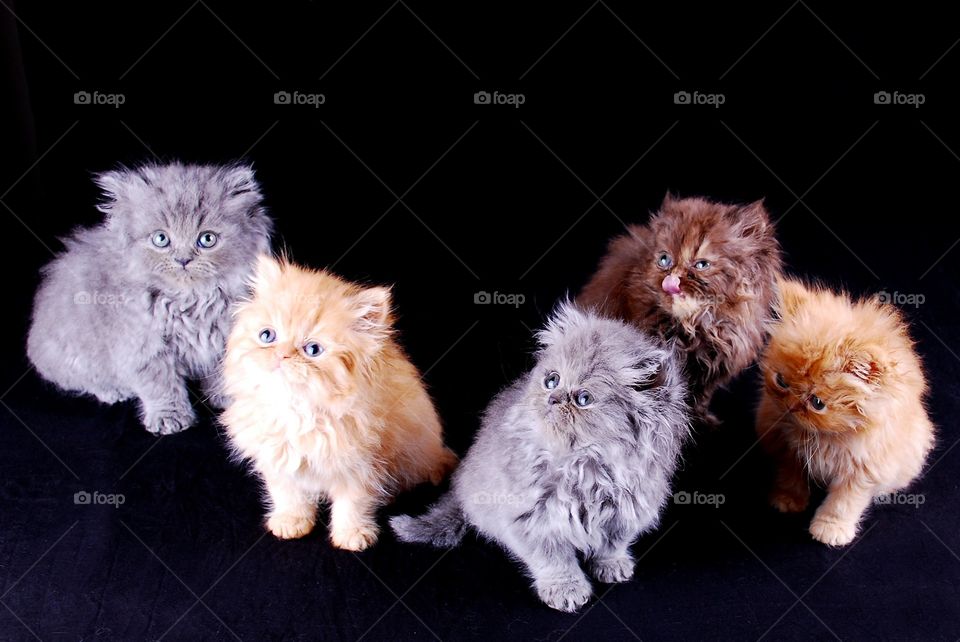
[756, 278, 935, 546]
[221, 256, 457, 550]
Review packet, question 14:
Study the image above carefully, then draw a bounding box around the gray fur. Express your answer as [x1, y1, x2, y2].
[27, 162, 273, 434]
[391, 304, 690, 612]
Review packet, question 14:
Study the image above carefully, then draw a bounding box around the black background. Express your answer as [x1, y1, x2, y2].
[2, 2, 959, 640]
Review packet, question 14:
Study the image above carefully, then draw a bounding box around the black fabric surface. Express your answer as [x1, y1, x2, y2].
[2, 2, 959, 640]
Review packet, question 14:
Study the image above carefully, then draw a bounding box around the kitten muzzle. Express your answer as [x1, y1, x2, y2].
[662, 274, 682, 296]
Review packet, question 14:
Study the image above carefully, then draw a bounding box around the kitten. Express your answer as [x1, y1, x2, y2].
[221, 256, 457, 551]
[578, 194, 781, 425]
[756, 279, 935, 546]
[27, 162, 272, 434]
[391, 304, 689, 612]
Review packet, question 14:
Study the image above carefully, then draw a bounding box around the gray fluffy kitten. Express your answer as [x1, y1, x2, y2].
[391, 304, 690, 612]
[27, 162, 273, 434]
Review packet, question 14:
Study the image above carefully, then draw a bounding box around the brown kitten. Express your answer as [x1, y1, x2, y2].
[579, 195, 781, 424]
[756, 279, 935, 547]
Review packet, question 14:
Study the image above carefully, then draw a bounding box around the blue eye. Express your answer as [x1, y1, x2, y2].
[544, 372, 560, 390]
[809, 395, 826, 412]
[694, 259, 710, 270]
[258, 328, 276, 344]
[303, 342, 324, 357]
[657, 253, 672, 268]
[152, 231, 170, 248]
[197, 231, 218, 248]
[575, 390, 593, 407]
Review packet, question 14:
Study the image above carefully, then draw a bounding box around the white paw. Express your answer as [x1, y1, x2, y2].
[537, 574, 592, 612]
[591, 556, 634, 583]
[331, 524, 379, 551]
[143, 408, 195, 435]
[809, 516, 857, 547]
[267, 513, 316, 539]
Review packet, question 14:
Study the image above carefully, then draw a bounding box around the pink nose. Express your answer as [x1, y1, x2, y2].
[662, 274, 682, 295]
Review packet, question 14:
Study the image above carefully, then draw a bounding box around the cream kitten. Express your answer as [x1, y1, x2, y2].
[756, 278, 936, 547]
[221, 256, 457, 551]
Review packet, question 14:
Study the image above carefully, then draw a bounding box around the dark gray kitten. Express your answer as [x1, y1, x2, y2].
[391, 304, 690, 612]
[27, 162, 273, 434]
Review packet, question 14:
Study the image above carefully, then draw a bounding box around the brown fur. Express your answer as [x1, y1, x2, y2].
[220, 256, 457, 551]
[579, 195, 781, 424]
[756, 278, 935, 546]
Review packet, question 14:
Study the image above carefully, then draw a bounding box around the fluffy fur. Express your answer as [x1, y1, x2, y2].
[27, 162, 273, 434]
[579, 194, 781, 425]
[756, 278, 935, 546]
[391, 305, 689, 612]
[221, 256, 457, 551]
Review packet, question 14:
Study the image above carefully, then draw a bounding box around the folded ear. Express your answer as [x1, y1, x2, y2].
[775, 278, 813, 319]
[351, 286, 392, 338]
[251, 254, 283, 292]
[220, 163, 264, 213]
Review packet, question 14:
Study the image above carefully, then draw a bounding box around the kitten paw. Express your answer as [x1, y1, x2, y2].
[143, 408, 196, 435]
[590, 556, 635, 583]
[267, 513, 316, 539]
[331, 524, 379, 551]
[809, 516, 857, 547]
[537, 575, 592, 613]
[770, 489, 809, 513]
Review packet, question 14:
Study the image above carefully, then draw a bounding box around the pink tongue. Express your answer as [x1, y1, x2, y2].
[662, 274, 682, 295]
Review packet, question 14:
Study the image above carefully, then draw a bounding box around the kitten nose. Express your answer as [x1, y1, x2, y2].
[662, 274, 682, 295]
[176, 258, 192, 267]
[548, 391, 566, 405]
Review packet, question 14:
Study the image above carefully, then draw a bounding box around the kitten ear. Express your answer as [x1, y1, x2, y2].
[351, 286, 393, 338]
[774, 278, 812, 318]
[631, 357, 667, 392]
[93, 168, 140, 216]
[251, 254, 283, 292]
[730, 199, 773, 240]
[221, 163, 264, 210]
[842, 340, 885, 386]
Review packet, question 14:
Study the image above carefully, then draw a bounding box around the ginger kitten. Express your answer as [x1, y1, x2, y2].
[221, 256, 457, 551]
[579, 194, 781, 425]
[756, 278, 935, 546]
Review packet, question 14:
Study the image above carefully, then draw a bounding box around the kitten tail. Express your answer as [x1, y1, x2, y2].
[389, 493, 465, 548]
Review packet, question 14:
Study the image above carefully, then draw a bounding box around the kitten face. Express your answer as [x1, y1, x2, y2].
[530, 304, 684, 445]
[230, 256, 391, 402]
[761, 280, 893, 434]
[95, 163, 271, 290]
[641, 196, 775, 322]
